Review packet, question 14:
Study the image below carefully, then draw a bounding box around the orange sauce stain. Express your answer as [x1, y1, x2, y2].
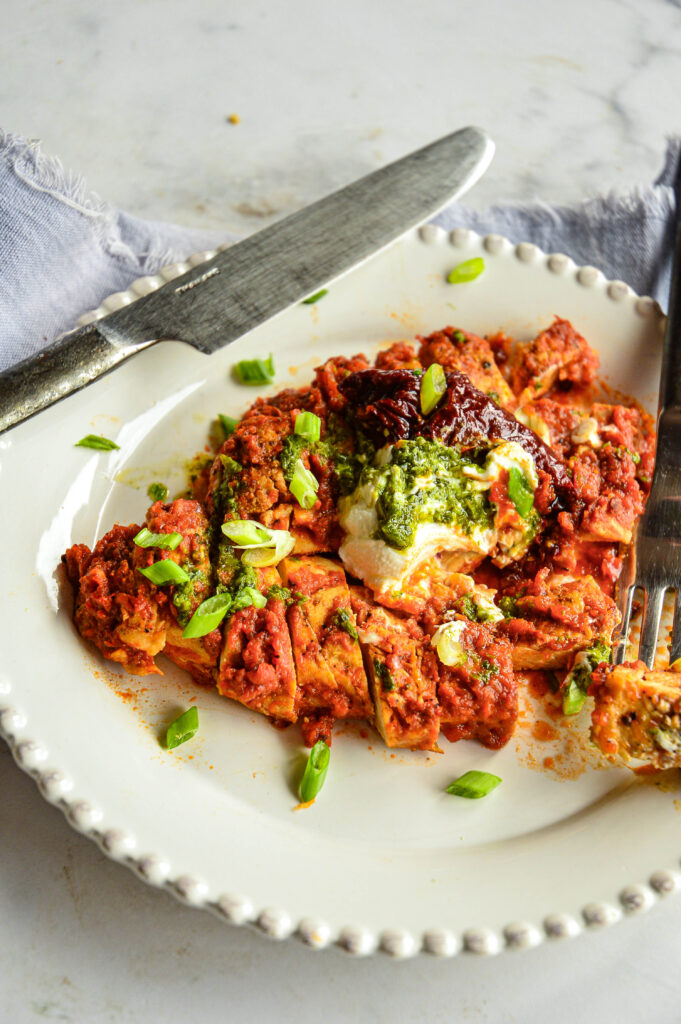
[526, 671, 551, 699]
[543, 757, 555, 770]
[532, 721, 558, 742]
[293, 799, 315, 812]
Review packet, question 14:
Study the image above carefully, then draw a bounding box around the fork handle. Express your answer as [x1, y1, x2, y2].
[659, 157, 681, 416]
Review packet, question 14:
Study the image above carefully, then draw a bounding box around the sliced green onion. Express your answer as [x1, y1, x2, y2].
[301, 288, 328, 305]
[562, 641, 611, 716]
[431, 621, 467, 667]
[233, 355, 275, 386]
[219, 413, 239, 438]
[182, 592, 232, 639]
[290, 459, 319, 509]
[420, 363, 447, 415]
[446, 769, 501, 799]
[138, 560, 190, 585]
[222, 519, 295, 567]
[334, 607, 359, 640]
[446, 257, 485, 284]
[232, 586, 267, 611]
[147, 482, 168, 502]
[74, 434, 119, 451]
[242, 532, 295, 567]
[294, 411, 322, 443]
[165, 706, 199, 749]
[133, 527, 183, 550]
[507, 467, 535, 519]
[299, 740, 330, 802]
[562, 677, 587, 716]
[221, 519, 272, 547]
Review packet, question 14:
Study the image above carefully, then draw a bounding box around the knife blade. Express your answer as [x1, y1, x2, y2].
[0, 126, 493, 434]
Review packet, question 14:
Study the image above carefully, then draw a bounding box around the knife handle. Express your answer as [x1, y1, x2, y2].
[0, 324, 152, 435]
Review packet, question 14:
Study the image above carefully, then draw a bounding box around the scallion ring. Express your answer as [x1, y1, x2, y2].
[74, 434, 119, 451]
[232, 586, 267, 611]
[182, 592, 232, 639]
[218, 414, 239, 438]
[289, 459, 319, 509]
[241, 532, 295, 567]
[446, 770, 501, 799]
[165, 706, 199, 749]
[294, 411, 321, 442]
[138, 560, 190, 585]
[233, 355, 275, 385]
[133, 527, 183, 550]
[446, 257, 485, 284]
[301, 288, 328, 305]
[507, 467, 534, 520]
[221, 519, 272, 547]
[420, 362, 447, 415]
[299, 740, 330, 802]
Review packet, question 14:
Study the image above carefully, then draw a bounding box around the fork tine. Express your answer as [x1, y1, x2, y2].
[638, 587, 666, 669]
[669, 591, 681, 668]
[613, 584, 637, 665]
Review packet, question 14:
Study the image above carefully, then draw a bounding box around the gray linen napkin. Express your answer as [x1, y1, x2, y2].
[0, 129, 678, 374]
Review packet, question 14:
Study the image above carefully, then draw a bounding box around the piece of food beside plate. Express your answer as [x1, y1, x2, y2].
[63, 314, 677, 779]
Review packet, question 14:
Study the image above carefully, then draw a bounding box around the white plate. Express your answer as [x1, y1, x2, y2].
[1, 227, 676, 959]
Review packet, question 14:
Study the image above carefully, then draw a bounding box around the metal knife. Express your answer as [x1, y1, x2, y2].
[0, 126, 494, 434]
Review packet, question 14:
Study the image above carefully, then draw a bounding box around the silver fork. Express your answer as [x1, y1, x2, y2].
[614, 166, 681, 669]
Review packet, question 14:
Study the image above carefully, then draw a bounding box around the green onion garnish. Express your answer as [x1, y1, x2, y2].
[232, 586, 267, 611]
[74, 434, 119, 451]
[299, 740, 330, 802]
[221, 519, 295, 567]
[138, 560, 190, 585]
[334, 607, 359, 640]
[562, 640, 611, 716]
[420, 363, 447, 415]
[294, 411, 322, 443]
[242, 535, 295, 567]
[507, 467, 535, 519]
[219, 414, 239, 438]
[289, 459, 319, 509]
[562, 677, 587, 716]
[446, 769, 501, 799]
[165, 706, 199, 749]
[221, 519, 272, 547]
[233, 355, 275, 386]
[147, 482, 168, 502]
[301, 289, 328, 305]
[446, 257, 485, 284]
[133, 527, 183, 550]
[182, 592, 232, 639]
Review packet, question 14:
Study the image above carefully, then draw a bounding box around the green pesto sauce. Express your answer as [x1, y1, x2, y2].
[474, 658, 499, 685]
[498, 595, 518, 619]
[266, 583, 292, 605]
[363, 437, 493, 551]
[458, 595, 499, 624]
[215, 540, 259, 608]
[172, 566, 208, 627]
[278, 415, 373, 497]
[212, 455, 242, 519]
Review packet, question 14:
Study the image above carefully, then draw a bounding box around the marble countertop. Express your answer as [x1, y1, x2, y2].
[3, 0, 681, 1021]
